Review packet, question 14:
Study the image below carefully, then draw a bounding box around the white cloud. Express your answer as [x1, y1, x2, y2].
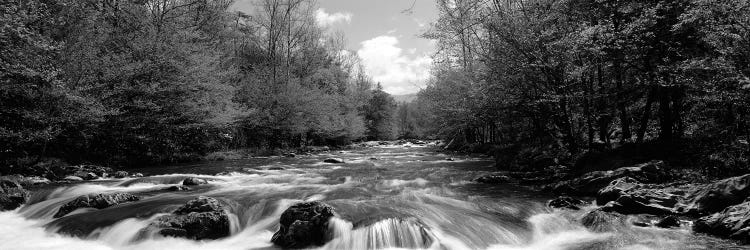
[357, 36, 432, 94]
[315, 8, 352, 26]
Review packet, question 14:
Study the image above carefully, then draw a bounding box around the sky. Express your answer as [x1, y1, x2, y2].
[230, 0, 439, 95]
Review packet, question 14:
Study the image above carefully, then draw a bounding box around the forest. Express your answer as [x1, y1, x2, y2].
[2, 0, 750, 177]
[401, 0, 750, 178]
[1, 0, 399, 166]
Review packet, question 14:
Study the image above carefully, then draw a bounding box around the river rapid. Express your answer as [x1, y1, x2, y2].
[0, 143, 743, 250]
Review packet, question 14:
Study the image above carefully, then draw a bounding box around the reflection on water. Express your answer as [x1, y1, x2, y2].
[0, 145, 742, 250]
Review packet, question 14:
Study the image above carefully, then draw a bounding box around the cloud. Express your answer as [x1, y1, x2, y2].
[357, 36, 432, 94]
[315, 8, 352, 26]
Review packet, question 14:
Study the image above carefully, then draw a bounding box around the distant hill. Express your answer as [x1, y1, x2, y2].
[392, 93, 417, 103]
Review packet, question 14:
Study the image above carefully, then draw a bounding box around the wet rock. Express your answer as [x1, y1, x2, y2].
[63, 176, 84, 181]
[631, 216, 652, 227]
[581, 209, 627, 232]
[475, 175, 512, 184]
[166, 185, 191, 191]
[600, 191, 678, 216]
[54, 193, 139, 218]
[268, 167, 285, 170]
[694, 201, 750, 242]
[74, 171, 97, 180]
[132, 173, 144, 177]
[548, 196, 585, 210]
[596, 177, 640, 205]
[679, 174, 750, 216]
[147, 196, 230, 240]
[114, 171, 129, 178]
[272, 201, 335, 248]
[369, 157, 378, 160]
[2, 175, 50, 187]
[323, 158, 345, 164]
[285, 153, 296, 158]
[548, 160, 669, 195]
[445, 158, 455, 161]
[0, 179, 28, 211]
[182, 177, 208, 186]
[656, 216, 680, 228]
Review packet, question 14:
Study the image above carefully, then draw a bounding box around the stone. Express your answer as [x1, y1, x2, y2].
[74, 171, 98, 180]
[166, 186, 191, 191]
[64, 176, 84, 181]
[475, 175, 512, 184]
[54, 193, 139, 218]
[548, 196, 585, 210]
[271, 201, 335, 248]
[655, 216, 680, 228]
[146, 196, 230, 240]
[596, 177, 640, 205]
[581, 209, 627, 232]
[132, 173, 144, 177]
[679, 174, 750, 216]
[0, 179, 28, 211]
[548, 160, 669, 196]
[182, 177, 208, 186]
[114, 171, 129, 178]
[268, 167, 285, 170]
[694, 201, 750, 242]
[323, 158, 345, 164]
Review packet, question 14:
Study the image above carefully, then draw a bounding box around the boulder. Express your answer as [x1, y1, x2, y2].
[548, 160, 669, 195]
[54, 193, 139, 218]
[656, 216, 680, 228]
[182, 177, 208, 186]
[694, 201, 750, 242]
[581, 209, 627, 232]
[596, 177, 640, 205]
[475, 175, 512, 184]
[0, 179, 28, 211]
[548, 196, 585, 210]
[74, 171, 97, 180]
[166, 186, 191, 191]
[146, 196, 230, 240]
[114, 171, 129, 178]
[271, 201, 335, 248]
[64, 176, 84, 181]
[323, 158, 345, 164]
[132, 173, 144, 177]
[1, 175, 50, 186]
[285, 153, 297, 158]
[268, 167, 285, 170]
[679, 174, 750, 216]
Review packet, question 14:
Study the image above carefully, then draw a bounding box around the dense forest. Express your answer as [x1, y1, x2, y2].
[1, 0, 400, 166]
[400, 0, 750, 178]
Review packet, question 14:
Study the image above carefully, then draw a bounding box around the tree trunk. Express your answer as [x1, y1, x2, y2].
[636, 86, 656, 143]
[658, 86, 673, 143]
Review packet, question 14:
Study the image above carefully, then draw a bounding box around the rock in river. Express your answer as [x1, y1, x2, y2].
[548, 196, 585, 210]
[323, 158, 345, 164]
[182, 177, 208, 186]
[0, 179, 28, 211]
[548, 160, 669, 195]
[694, 201, 750, 242]
[54, 193, 140, 218]
[146, 196, 230, 240]
[272, 201, 335, 248]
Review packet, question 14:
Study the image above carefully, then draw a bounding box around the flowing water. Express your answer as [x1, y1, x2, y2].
[0, 144, 744, 250]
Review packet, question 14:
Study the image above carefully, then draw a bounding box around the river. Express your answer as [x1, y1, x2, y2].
[0, 143, 742, 249]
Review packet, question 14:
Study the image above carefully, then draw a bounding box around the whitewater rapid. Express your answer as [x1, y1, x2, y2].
[0, 145, 739, 250]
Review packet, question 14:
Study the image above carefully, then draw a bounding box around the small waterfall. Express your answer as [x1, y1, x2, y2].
[323, 217, 435, 249]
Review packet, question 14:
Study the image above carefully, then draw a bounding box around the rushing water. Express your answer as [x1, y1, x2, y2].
[0, 144, 743, 250]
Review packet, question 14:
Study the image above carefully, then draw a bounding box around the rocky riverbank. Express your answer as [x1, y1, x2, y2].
[476, 159, 750, 243]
